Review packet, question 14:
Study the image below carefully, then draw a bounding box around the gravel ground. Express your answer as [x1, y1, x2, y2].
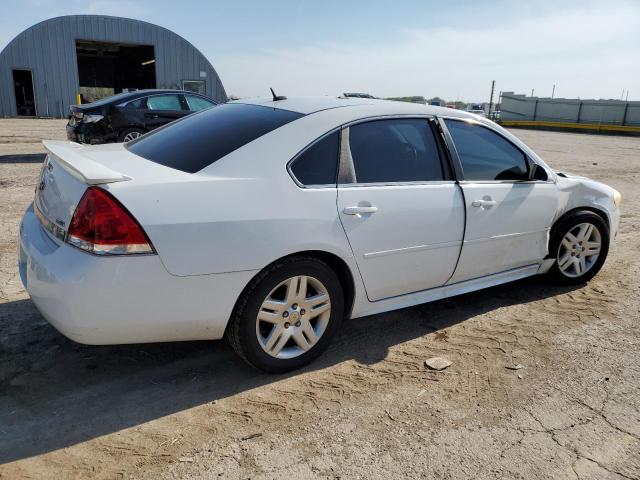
[0, 119, 639, 480]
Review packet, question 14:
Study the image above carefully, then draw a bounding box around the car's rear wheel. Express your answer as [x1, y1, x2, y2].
[547, 210, 609, 285]
[119, 128, 145, 143]
[227, 256, 344, 373]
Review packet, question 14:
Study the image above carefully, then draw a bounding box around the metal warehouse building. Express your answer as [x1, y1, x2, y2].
[0, 15, 227, 118]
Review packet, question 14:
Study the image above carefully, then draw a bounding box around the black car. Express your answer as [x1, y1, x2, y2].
[66, 89, 218, 144]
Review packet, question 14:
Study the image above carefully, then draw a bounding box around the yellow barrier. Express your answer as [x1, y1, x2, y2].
[499, 120, 640, 134]
[76, 93, 81, 105]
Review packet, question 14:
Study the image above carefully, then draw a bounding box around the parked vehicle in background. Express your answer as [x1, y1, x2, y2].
[21, 97, 620, 372]
[490, 110, 502, 121]
[446, 104, 457, 109]
[343, 92, 376, 99]
[66, 89, 218, 144]
[465, 103, 487, 117]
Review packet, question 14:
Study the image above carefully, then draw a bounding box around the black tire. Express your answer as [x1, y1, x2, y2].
[547, 210, 610, 285]
[118, 127, 145, 143]
[227, 256, 344, 373]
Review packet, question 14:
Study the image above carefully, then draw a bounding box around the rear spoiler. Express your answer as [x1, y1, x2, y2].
[42, 140, 131, 185]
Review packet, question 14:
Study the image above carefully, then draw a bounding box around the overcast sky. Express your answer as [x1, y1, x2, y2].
[1, 0, 638, 102]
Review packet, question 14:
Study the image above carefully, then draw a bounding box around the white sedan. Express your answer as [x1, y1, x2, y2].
[19, 97, 621, 372]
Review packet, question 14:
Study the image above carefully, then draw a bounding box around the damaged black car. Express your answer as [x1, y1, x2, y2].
[66, 89, 218, 144]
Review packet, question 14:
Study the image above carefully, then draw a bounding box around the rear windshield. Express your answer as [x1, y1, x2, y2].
[126, 103, 304, 173]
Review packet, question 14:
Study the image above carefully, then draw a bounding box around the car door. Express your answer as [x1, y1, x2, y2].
[144, 93, 189, 130]
[442, 118, 558, 284]
[337, 118, 465, 301]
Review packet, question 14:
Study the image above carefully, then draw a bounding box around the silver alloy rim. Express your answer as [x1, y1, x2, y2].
[557, 222, 602, 278]
[123, 131, 142, 142]
[256, 275, 331, 359]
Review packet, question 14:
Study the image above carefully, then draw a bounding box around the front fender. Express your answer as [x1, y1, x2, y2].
[553, 174, 619, 236]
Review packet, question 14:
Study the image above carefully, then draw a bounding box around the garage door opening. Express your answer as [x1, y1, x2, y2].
[13, 69, 36, 116]
[75, 40, 156, 103]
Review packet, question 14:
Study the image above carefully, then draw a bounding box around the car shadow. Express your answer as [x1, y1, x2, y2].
[0, 153, 46, 164]
[0, 276, 580, 463]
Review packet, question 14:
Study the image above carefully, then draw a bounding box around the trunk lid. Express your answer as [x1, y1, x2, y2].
[35, 141, 132, 236]
[35, 140, 189, 238]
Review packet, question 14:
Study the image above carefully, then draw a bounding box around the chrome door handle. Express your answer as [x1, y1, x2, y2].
[343, 206, 378, 215]
[472, 199, 497, 207]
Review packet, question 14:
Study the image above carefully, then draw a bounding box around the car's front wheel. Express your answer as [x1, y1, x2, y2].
[227, 256, 344, 373]
[547, 210, 610, 284]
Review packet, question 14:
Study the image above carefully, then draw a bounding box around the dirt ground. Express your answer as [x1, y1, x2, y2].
[0, 118, 639, 480]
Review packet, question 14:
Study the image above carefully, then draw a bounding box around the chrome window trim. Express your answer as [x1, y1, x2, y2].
[340, 113, 437, 128]
[456, 179, 555, 185]
[339, 180, 457, 188]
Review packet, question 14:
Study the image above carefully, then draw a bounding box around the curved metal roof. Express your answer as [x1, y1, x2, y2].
[0, 15, 227, 117]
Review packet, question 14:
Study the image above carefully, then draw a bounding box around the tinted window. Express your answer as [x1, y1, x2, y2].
[445, 120, 528, 181]
[291, 131, 339, 185]
[147, 94, 183, 111]
[185, 95, 215, 112]
[125, 97, 146, 109]
[348, 119, 443, 183]
[127, 104, 304, 173]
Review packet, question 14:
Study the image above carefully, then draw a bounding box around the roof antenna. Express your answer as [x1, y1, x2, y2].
[270, 88, 287, 101]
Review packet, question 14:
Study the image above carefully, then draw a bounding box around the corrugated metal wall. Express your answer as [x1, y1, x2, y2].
[0, 15, 227, 117]
[501, 92, 640, 126]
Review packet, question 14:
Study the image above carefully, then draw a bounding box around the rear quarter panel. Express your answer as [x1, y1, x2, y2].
[106, 108, 372, 277]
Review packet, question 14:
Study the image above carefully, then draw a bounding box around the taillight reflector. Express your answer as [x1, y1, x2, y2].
[67, 186, 154, 255]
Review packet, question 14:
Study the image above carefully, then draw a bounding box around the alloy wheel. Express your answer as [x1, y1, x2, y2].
[256, 275, 331, 359]
[123, 131, 142, 142]
[557, 222, 602, 278]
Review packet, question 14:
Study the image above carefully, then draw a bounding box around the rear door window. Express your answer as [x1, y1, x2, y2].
[146, 94, 184, 111]
[127, 103, 304, 173]
[347, 118, 444, 183]
[290, 131, 339, 186]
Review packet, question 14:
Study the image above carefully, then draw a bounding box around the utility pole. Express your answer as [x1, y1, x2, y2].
[551, 84, 555, 99]
[626, 90, 630, 101]
[488, 80, 495, 117]
[531, 88, 535, 97]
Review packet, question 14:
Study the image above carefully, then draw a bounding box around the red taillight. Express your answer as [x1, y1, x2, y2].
[67, 187, 154, 255]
